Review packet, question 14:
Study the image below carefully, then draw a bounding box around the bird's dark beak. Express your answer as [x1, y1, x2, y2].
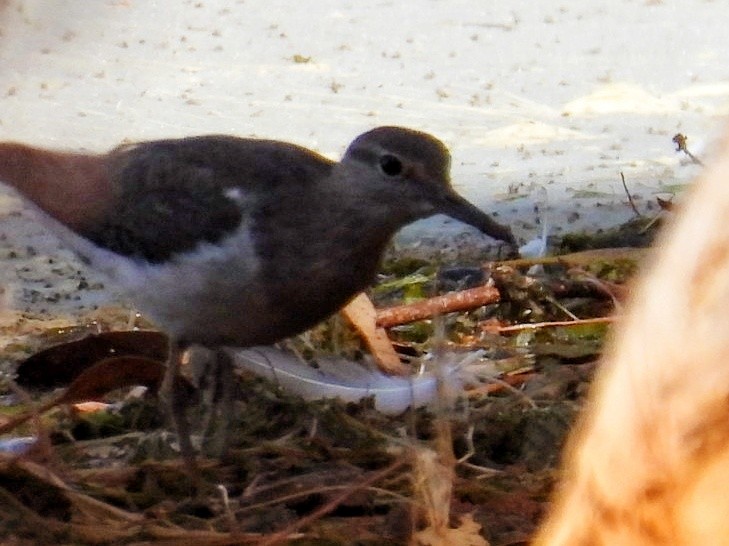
[439, 191, 516, 246]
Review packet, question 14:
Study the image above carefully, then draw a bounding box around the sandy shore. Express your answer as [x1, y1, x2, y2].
[0, 0, 726, 320]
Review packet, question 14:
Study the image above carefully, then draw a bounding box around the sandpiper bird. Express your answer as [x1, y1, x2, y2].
[0, 126, 515, 470]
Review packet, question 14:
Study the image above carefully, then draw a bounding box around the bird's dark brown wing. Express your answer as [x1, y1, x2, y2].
[81, 135, 332, 263]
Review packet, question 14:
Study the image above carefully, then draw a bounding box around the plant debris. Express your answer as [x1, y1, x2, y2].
[0, 214, 661, 544]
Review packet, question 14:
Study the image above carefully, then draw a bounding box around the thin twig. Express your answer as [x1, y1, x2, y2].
[376, 284, 500, 328]
[237, 483, 410, 516]
[621, 172, 642, 217]
[480, 376, 537, 409]
[465, 372, 537, 398]
[497, 316, 616, 333]
[255, 457, 408, 546]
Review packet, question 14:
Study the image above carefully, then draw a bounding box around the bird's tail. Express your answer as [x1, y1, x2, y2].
[0, 142, 110, 230]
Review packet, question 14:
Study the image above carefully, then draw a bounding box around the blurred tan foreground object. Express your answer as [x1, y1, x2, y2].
[534, 128, 729, 546]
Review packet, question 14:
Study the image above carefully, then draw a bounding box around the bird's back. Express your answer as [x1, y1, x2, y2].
[83, 135, 335, 263]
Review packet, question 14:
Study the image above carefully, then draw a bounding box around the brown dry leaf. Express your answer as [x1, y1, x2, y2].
[656, 196, 674, 211]
[56, 355, 166, 405]
[413, 513, 489, 546]
[340, 292, 407, 374]
[0, 355, 171, 435]
[16, 330, 168, 389]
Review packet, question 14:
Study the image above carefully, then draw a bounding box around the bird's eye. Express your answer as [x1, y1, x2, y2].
[379, 154, 403, 177]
